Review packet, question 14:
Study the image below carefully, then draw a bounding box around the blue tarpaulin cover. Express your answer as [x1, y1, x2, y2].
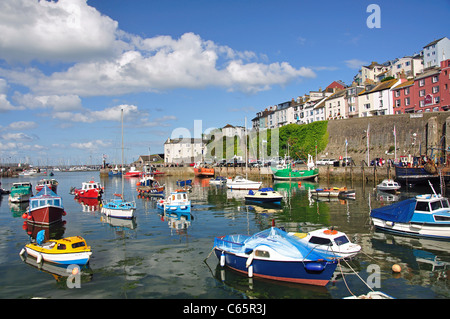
[36, 230, 45, 245]
[370, 198, 416, 223]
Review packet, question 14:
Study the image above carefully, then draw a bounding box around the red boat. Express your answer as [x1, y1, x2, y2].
[35, 179, 58, 193]
[73, 180, 103, 199]
[125, 167, 143, 177]
[22, 186, 66, 225]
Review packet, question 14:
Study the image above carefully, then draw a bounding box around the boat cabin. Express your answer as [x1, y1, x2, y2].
[82, 181, 101, 190]
[30, 196, 62, 210]
[415, 195, 450, 213]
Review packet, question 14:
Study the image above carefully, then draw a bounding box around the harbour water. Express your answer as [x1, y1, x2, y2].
[0, 171, 449, 299]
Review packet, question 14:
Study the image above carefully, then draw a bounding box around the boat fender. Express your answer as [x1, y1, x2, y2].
[22, 213, 27, 219]
[220, 252, 226, 267]
[19, 248, 25, 257]
[246, 252, 254, 268]
[36, 253, 43, 264]
[305, 262, 325, 272]
[248, 265, 253, 278]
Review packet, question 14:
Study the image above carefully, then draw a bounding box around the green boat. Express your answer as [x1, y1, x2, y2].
[271, 164, 319, 180]
[271, 155, 319, 181]
[8, 182, 33, 203]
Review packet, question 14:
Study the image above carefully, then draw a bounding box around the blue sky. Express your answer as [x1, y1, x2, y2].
[0, 0, 449, 166]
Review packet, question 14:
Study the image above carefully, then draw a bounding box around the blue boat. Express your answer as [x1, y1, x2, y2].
[157, 190, 191, 215]
[394, 164, 439, 185]
[370, 191, 450, 240]
[213, 227, 337, 286]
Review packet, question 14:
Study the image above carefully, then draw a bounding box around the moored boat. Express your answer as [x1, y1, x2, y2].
[376, 179, 401, 193]
[213, 227, 337, 286]
[9, 182, 33, 203]
[309, 187, 355, 199]
[72, 180, 103, 199]
[209, 176, 227, 185]
[23, 185, 65, 225]
[20, 230, 92, 265]
[288, 228, 361, 259]
[136, 174, 165, 197]
[370, 187, 450, 239]
[271, 155, 318, 181]
[226, 176, 262, 190]
[125, 166, 143, 177]
[194, 164, 215, 177]
[157, 190, 191, 214]
[36, 179, 58, 193]
[244, 187, 283, 204]
[101, 195, 136, 219]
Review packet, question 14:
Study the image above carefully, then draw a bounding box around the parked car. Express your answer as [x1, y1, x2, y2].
[317, 158, 337, 165]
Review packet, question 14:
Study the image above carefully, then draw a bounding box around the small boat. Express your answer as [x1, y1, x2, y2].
[101, 195, 136, 219]
[8, 182, 33, 203]
[125, 166, 143, 177]
[226, 176, 262, 190]
[157, 190, 191, 214]
[213, 227, 337, 286]
[209, 176, 227, 185]
[0, 182, 10, 195]
[244, 188, 283, 204]
[136, 174, 165, 197]
[108, 165, 122, 177]
[370, 184, 450, 239]
[288, 228, 361, 259]
[376, 179, 401, 193]
[309, 187, 355, 199]
[18, 169, 38, 176]
[271, 155, 318, 181]
[20, 230, 92, 265]
[194, 163, 215, 177]
[343, 291, 394, 299]
[35, 179, 58, 193]
[23, 185, 65, 225]
[176, 179, 192, 187]
[72, 180, 103, 199]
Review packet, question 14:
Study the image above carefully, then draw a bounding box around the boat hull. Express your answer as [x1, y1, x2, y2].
[394, 166, 439, 185]
[273, 168, 319, 181]
[371, 217, 450, 240]
[74, 189, 101, 199]
[28, 206, 64, 225]
[24, 246, 91, 265]
[194, 167, 215, 177]
[214, 248, 336, 286]
[226, 182, 262, 190]
[244, 195, 282, 203]
[9, 193, 32, 203]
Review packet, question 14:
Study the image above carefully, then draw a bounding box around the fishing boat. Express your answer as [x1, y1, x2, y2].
[35, 179, 58, 193]
[20, 230, 92, 265]
[125, 166, 143, 177]
[376, 179, 401, 193]
[8, 182, 33, 203]
[209, 176, 227, 185]
[226, 176, 262, 190]
[213, 226, 337, 286]
[136, 174, 165, 197]
[309, 187, 355, 199]
[194, 163, 215, 177]
[244, 188, 283, 204]
[288, 228, 361, 259]
[272, 154, 318, 181]
[108, 165, 122, 177]
[101, 109, 136, 220]
[72, 180, 103, 199]
[157, 190, 191, 214]
[23, 185, 65, 225]
[394, 162, 439, 185]
[370, 183, 450, 239]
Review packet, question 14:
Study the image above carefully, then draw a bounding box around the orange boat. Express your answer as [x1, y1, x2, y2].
[194, 166, 215, 177]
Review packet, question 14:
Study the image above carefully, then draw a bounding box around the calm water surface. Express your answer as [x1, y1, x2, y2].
[0, 171, 449, 299]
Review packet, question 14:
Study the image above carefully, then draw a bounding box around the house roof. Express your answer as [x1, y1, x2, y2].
[392, 79, 414, 90]
[423, 37, 446, 48]
[367, 79, 399, 94]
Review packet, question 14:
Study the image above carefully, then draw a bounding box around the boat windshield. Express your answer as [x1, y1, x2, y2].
[430, 199, 450, 211]
[334, 235, 350, 246]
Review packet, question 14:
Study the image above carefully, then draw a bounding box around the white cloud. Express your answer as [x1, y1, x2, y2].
[0, 132, 34, 141]
[344, 59, 368, 70]
[7, 121, 38, 130]
[70, 139, 111, 151]
[52, 104, 142, 123]
[0, 0, 123, 63]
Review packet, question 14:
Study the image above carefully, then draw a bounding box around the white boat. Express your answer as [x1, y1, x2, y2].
[370, 184, 450, 239]
[376, 179, 401, 192]
[209, 176, 227, 185]
[157, 190, 191, 214]
[344, 291, 394, 299]
[226, 176, 262, 190]
[288, 228, 361, 259]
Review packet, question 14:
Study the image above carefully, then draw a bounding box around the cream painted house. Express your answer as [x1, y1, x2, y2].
[164, 137, 205, 164]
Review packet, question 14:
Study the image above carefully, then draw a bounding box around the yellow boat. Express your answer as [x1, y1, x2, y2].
[20, 231, 92, 265]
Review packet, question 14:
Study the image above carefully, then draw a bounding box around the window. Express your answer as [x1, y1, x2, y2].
[405, 97, 410, 106]
[420, 100, 425, 107]
[419, 79, 425, 87]
[431, 200, 442, 211]
[334, 236, 350, 246]
[57, 243, 67, 250]
[415, 201, 429, 211]
[255, 250, 270, 258]
[309, 236, 332, 246]
[395, 91, 400, 97]
[419, 89, 425, 97]
[72, 242, 86, 249]
[432, 76, 439, 83]
[395, 100, 401, 107]
[432, 86, 439, 93]
[405, 87, 410, 95]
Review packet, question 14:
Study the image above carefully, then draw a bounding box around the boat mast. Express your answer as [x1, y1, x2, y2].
[121, 109, 124, 199]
